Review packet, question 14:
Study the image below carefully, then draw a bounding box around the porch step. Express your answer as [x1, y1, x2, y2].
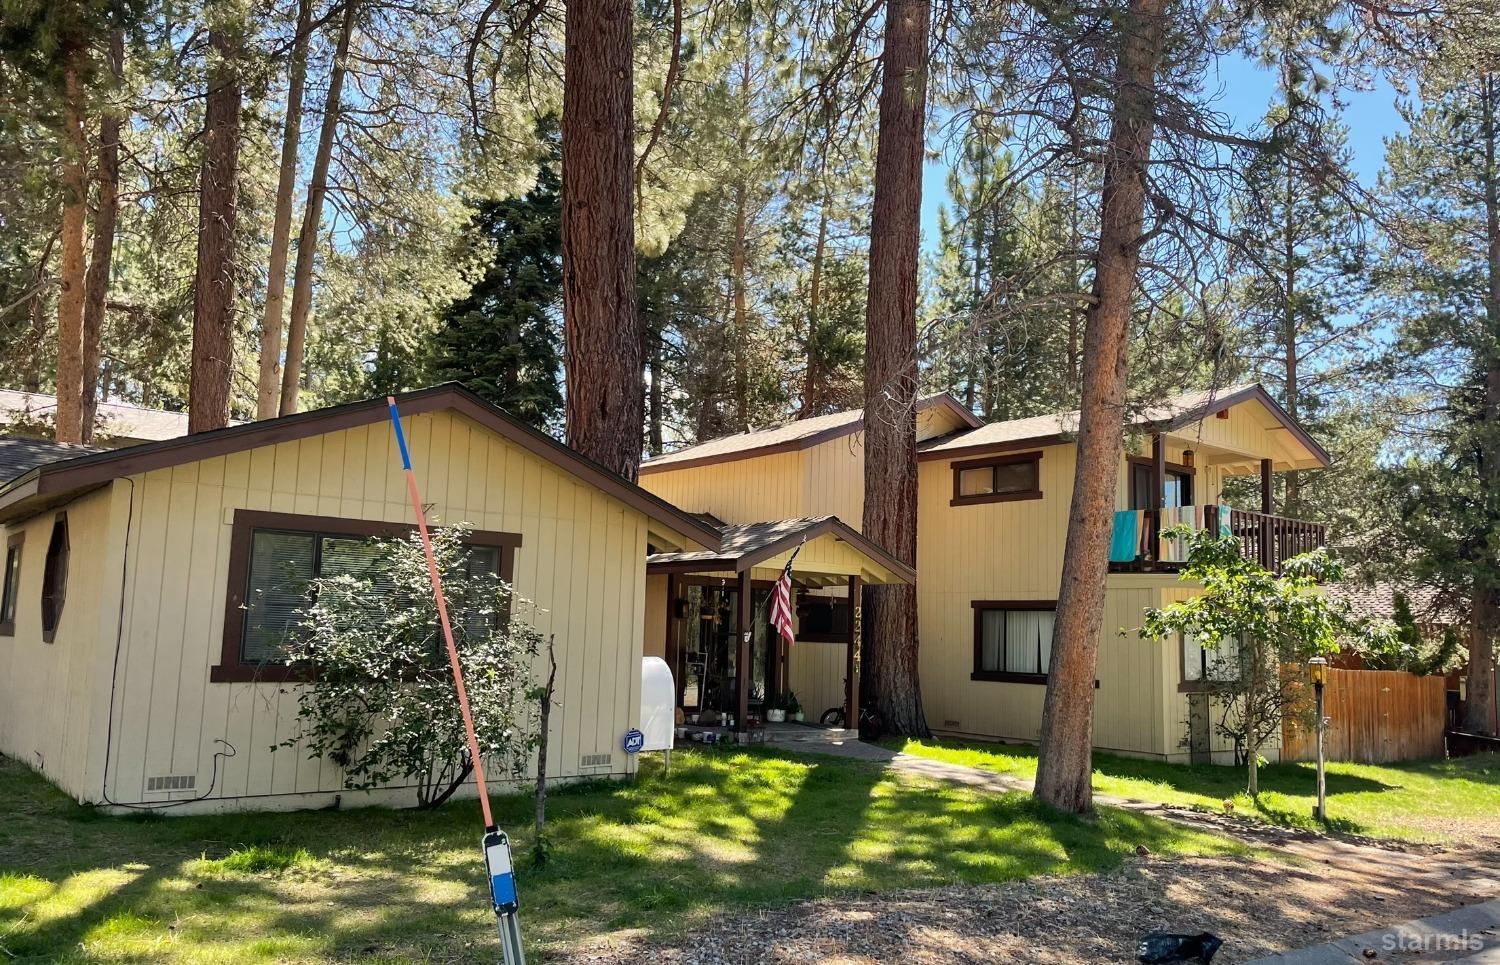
[763, 723, 859, 744]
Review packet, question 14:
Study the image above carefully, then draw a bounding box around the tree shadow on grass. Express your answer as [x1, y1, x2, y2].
[0, 747, 1250, 962]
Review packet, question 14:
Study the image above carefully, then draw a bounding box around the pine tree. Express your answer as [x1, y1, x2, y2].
[1378, 74, 1500, 735]
[1230, 89, 1371, 518]
[426, 161, 563, 432]
[861, 0, 932, 737]
[929, 137, 1083, 420]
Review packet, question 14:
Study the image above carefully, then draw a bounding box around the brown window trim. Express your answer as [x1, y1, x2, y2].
[950, 452, 1043, 507]
[0, 530, 23, 637]
[212, 509, 522, 684]
[1126, 455, 1195, 507]
[971, 600, 1055, 683]
[40, 512, 68, 643]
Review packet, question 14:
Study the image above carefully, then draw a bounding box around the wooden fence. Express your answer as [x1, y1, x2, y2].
[1281, 668, 1447, 764]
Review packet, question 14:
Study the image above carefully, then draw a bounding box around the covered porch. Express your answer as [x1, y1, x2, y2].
[644, 516, 914, 735]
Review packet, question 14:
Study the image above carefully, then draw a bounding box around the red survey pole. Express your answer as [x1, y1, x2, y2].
[386, 397, 495, 830]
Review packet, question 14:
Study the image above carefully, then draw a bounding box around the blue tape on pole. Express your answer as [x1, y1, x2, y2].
[387, 398, 413, 471]
[484, 829, 519, 913]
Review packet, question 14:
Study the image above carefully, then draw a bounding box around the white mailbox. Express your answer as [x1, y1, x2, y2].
[640, 656, 676, 753]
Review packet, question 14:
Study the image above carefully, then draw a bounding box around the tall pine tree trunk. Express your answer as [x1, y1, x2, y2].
[54, 57, 89, 444]
[860, 0, 931, 737]
[799, 201, 829, 418]
[1034, 0, 1167, 813]
[24, 287, 47, 393]
[1066, 172, 1082, 397]
[188, 25, 242, 434]
[280, 0, 355, 416]
[258, 0, 312, 420]
[1282, 143, 1300, 516]
[562, 0, 642, 480]
[1470, 74, 1500, 736]
[81, 29, 125, 443]
[648, 326, 664, 455]
[731, 53, 752, 431]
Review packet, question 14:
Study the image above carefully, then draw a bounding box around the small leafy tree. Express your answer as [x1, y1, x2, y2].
[1142, 527, 1381, 796]
[1359, 592, 1463, 676]
[278, 525, 544, 809]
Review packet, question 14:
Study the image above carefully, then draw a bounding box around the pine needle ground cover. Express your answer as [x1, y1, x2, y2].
[0, 748, 1242, 961]
[886, 738, 1500, 842]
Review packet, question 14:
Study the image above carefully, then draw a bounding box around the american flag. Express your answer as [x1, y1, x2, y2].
[770, 541, 804, 646]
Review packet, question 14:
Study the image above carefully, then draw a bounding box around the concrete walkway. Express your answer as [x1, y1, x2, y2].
[766, 725, 1052, 795]
[1246, 898, 1500, 963]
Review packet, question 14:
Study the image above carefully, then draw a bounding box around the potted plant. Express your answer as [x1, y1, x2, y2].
[783, 691, 802, 723]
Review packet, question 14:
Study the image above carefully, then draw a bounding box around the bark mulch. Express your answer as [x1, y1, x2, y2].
[559, 826, 1500, 964]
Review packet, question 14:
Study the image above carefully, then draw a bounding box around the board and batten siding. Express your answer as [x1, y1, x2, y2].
[786, 639, 846, 721]
[100, 408, 648, 811]
[639, 406, 967, 534]
[916, 445, 1189, 758]
[0, 486, 123, 802]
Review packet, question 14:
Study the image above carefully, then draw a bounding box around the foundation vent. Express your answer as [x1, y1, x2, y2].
[146, 774, 197, 792]
[942, 720, 961, 729]
[580, 753, 613, 769]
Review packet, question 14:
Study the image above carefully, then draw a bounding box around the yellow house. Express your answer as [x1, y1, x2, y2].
[0, 385, 725, 813]
[639, 384, 1331, 764]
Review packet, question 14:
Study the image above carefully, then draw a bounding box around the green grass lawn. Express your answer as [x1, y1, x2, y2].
[886, 738, 1500, 842]
[0, 748, 1246, 962]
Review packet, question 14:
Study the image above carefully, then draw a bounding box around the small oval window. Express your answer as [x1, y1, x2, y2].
[41, 513, 68, 643]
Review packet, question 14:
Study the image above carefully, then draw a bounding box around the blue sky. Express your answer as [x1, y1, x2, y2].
[919, 51, 1407, 249]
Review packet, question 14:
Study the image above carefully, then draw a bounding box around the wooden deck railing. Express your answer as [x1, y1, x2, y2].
[1110, 506, 1327, 574]
[1221, 507, 1327, 573]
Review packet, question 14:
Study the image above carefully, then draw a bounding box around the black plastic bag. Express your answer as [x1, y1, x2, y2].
[1136, 932, 1223, 964]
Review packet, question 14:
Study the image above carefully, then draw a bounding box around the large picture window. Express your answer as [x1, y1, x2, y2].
[213, 510, 519, 683]
[0, 531, 22, 636]
[972, 601, 1056, 683]
[951, 452, 1042, 506]
[41, 514, 68, 643]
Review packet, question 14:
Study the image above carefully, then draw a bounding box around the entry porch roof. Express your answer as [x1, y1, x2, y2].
[645, 515, 914, 586]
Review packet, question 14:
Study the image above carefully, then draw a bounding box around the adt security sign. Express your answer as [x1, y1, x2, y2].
[622, 728, 645, 754]
[484, 828, 518, 913]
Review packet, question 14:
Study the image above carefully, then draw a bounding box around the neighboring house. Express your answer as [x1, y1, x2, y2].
[639, 383, 1332, 765]
[0, 385, 750, 813]
[0, 389, 210, 447]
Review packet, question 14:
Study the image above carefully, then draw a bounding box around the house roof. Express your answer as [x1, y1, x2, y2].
[0, 436, 106, 482]
[0, 389, 206, 443]
[638, 394, 982, 475]
[0, 384, 723, 550]
[645, 515, 915, 584]
[1325, 582, 1465, 627]
[917, 383, 1332, 467]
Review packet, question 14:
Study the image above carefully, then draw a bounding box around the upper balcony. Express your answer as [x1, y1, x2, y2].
[1109, 505, 1327, 575]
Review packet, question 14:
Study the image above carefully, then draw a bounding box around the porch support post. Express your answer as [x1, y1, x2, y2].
[665, 573, 681, 707]
[1152, 432, 1166, 559]
[736, 569, 751, 733]
[1259, 457, 1276, 569]
[844, 575, 861, 732]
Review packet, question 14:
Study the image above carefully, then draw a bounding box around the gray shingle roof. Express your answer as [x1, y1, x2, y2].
[0, 389, 202, 443]
[640, 394, 979, 472]
[918, 384, 1260, 455]
[645, 515, 915, 583]
[0, 436, 103, 485]
[1325, 582, 1465, 627]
